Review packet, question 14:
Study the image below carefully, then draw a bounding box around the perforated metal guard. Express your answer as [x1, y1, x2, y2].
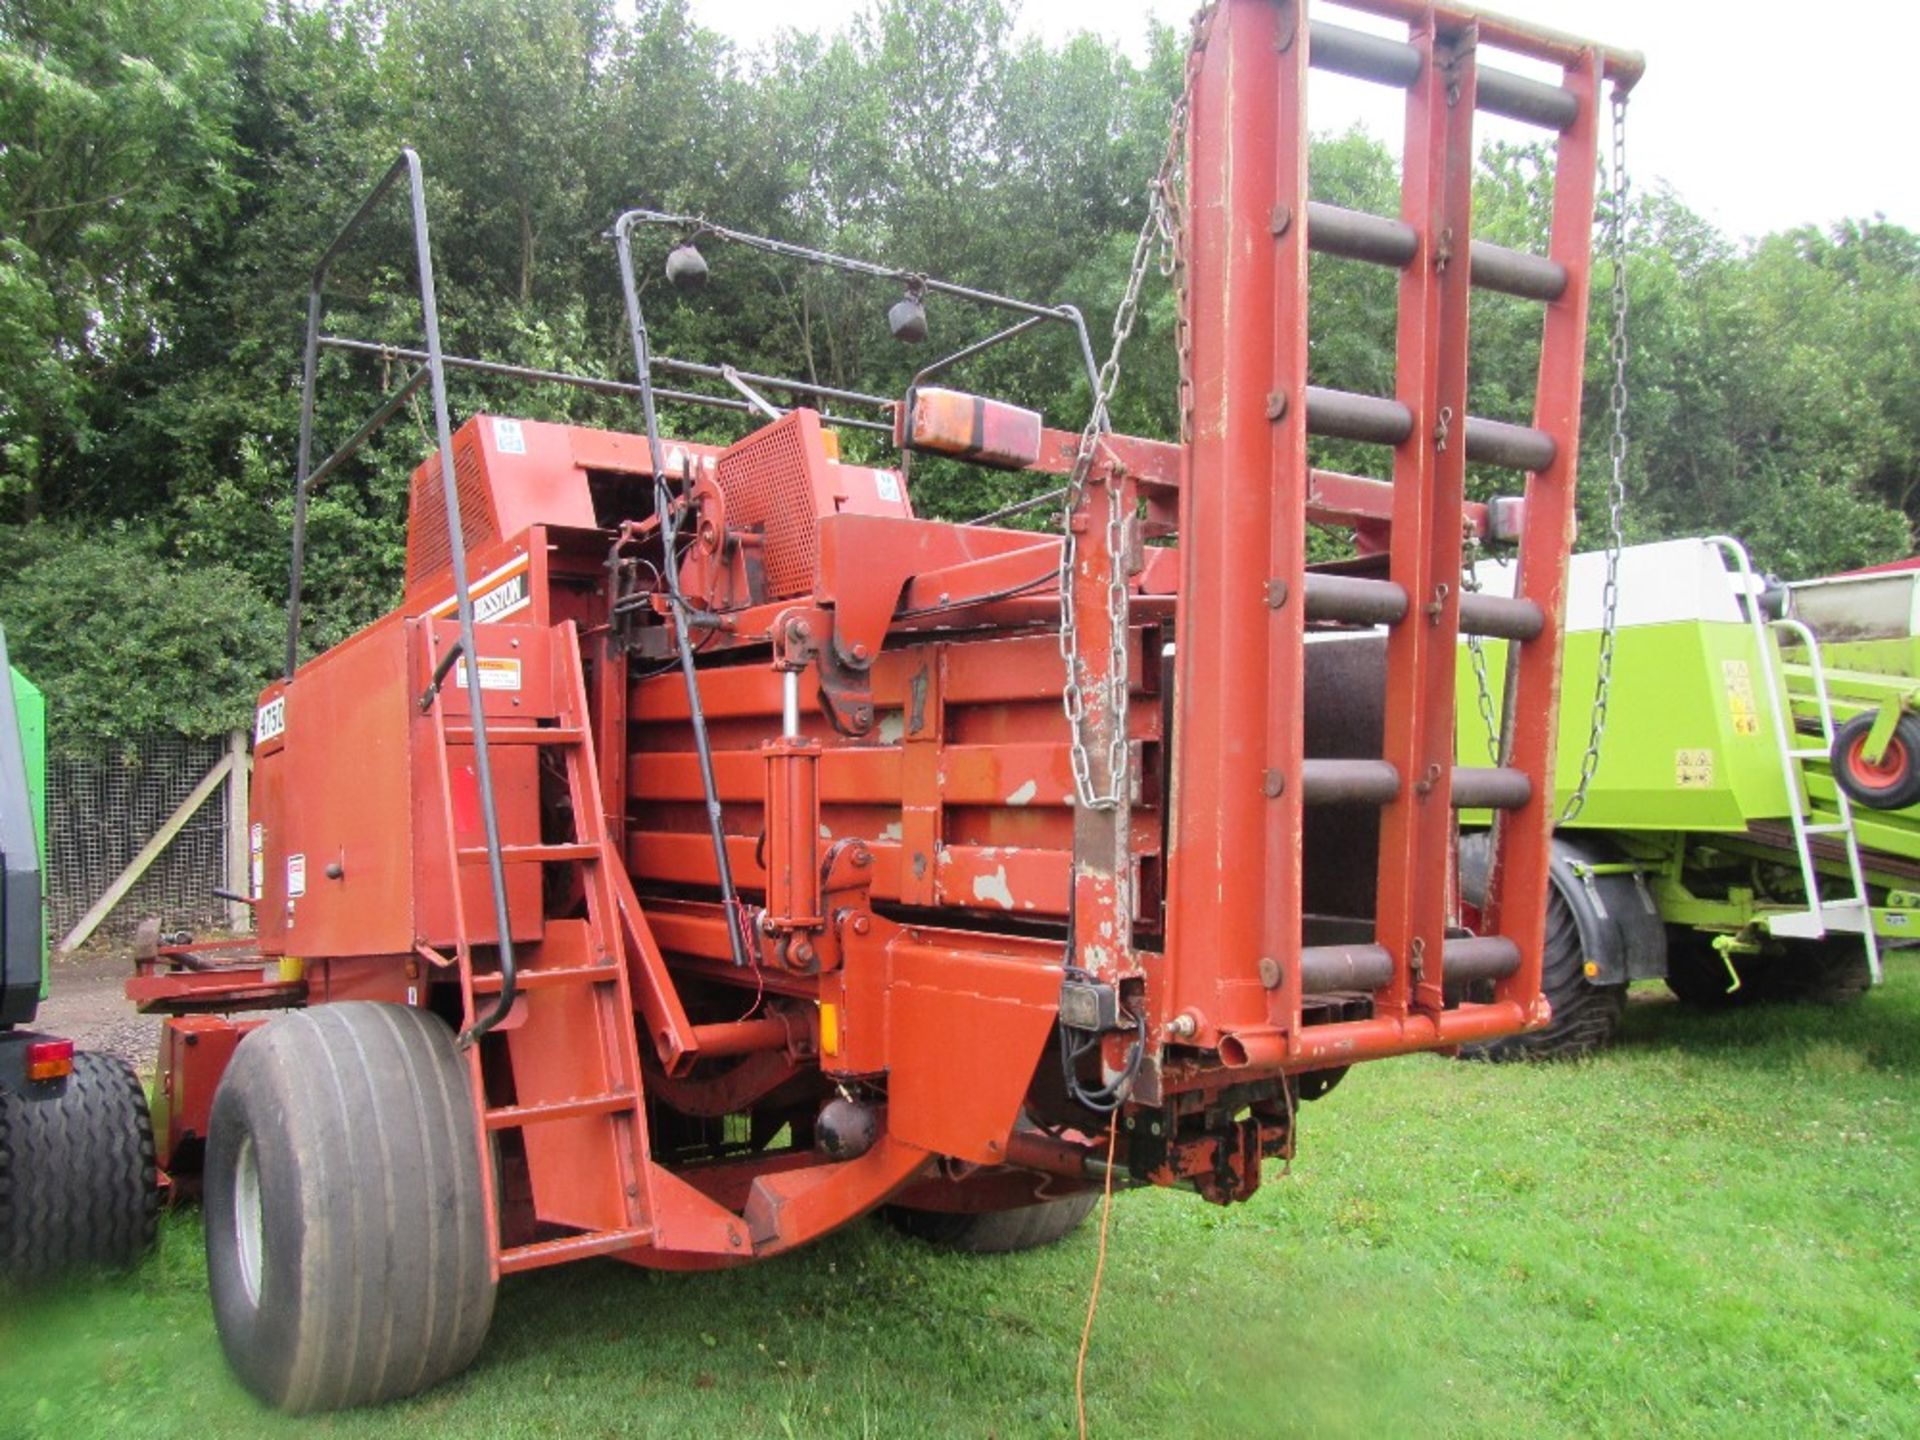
[713, 411, 829, 600]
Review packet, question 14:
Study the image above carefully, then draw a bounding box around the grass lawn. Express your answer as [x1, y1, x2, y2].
[3, 972, 1916, 1439]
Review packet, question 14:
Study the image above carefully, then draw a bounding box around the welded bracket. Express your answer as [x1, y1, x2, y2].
[774, 606, 874, 736]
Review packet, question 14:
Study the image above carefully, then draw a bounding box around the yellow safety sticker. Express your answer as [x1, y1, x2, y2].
[1723, 659, 1759, 736]
[1676, 748, 1714, 788]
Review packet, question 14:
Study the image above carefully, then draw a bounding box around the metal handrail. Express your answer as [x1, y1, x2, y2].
[284, 148, 519, 1042]
[1705, 535, 1881, 979]
[610, 208, 1108, 431]
[1772, 613, 1883, 982]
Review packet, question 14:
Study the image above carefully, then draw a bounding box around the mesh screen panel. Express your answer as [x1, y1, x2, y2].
[713, 412, 827, 600]
[47, 735, 231, 941]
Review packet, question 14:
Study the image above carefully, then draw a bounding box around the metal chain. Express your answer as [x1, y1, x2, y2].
[1558, 89, 1632, 824]
[1461, 532, 1502, 764]
[1059, 5, 1213, 811]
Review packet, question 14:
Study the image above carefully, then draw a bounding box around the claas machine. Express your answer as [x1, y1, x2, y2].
[1454, 536, 1912, 1059]
[128, 0, 1640, 1411]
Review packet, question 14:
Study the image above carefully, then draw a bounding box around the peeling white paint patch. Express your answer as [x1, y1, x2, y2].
[879, 822, 903, 842]
[878, 711, 906, 744]
[1006, 779, 1038, 807]
[972, 867, 1015, 910]
[819, 825, 833, 840]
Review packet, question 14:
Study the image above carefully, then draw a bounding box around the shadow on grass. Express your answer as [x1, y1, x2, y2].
[1613, 974, 1920, 1071]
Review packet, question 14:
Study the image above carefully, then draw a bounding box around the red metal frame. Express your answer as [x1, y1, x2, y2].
[137, 0, 1632, 1278]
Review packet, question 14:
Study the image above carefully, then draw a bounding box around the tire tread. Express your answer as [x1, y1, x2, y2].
[881, 1192, 1098, 1254]
[0, 1051, 157, 1283]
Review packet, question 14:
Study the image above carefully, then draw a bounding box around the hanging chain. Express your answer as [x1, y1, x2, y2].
[1559, 89, 1632, 824]
[1461, 531, 1502, 765]
[1059, 6, 1213, 811]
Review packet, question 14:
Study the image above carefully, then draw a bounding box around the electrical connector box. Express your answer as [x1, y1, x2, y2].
[1058, 977, 1122, 1032]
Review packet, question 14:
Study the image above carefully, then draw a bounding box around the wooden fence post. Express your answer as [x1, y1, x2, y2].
[225, 729, 251, 930]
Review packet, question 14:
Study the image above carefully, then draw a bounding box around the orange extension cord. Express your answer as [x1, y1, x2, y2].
[1073, 1119, 1122, 1440]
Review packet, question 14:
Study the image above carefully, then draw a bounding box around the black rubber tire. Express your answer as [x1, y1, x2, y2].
[1665, 934, 1871, 1008]
[204, 1003, 495, 1413]
[0, 1051, 157, 1284]
[881, 1192, 1099, 1254]
[1462, 881, 1626, 1060]
[1830, 712, 1920, 811]
[1769, 939, 1874, 1006]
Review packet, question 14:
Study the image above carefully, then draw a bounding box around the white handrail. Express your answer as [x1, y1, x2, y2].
[1703, 535, 1881, 983]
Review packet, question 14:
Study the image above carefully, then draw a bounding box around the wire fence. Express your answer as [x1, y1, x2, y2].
[46, 734, 232, 944]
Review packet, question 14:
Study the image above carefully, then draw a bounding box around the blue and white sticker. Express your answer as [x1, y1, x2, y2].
[492, 417, 527, 454]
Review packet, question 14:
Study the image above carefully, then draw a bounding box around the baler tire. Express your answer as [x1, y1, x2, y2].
[0, 1051, 157, 1284]
[1771, 939, 1874, 1006]
[1461, 882, 1625, 1061]
[1831, 712, 1920, 811]
[204, 1003, 495, 1413]
[881, 1192, 1099, 1254]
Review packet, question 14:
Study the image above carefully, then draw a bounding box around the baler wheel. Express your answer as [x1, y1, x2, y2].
[1771, 939, 1874, 1005]
[1831, 712, 1920, 811]
[1462, 880, 1625, 1060]
[1665, 935, 1871, 1008]
[0, 1051, 157, 1283]
[204, 1003, 495, 1412]
[880, 1192, 1098, 1254]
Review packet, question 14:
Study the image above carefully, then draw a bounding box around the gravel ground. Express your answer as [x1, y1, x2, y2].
[34, 943, 160, 1075]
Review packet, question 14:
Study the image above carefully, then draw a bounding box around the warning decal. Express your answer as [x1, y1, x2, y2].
[1676, 748, 1715, 789]
[287, 853, 307, 898]
[455, 656, 523, 692]
[1723, 659, 1759, 737]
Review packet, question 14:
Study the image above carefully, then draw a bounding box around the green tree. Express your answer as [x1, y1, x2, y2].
[0, 523, 280, 751]
[0, 0, 259, 519]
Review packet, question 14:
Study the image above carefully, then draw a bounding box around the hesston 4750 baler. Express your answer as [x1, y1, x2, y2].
[128, 0, 1639, 1412]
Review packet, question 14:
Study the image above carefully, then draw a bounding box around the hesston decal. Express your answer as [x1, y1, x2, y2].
[427, 553, 532, 625]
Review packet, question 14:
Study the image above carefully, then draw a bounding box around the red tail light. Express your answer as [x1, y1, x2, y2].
[26, 1038, 74, 1082]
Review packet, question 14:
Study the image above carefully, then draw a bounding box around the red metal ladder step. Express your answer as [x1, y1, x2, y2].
[484, 1091, 639, 1129]
[471, 963, 620, 993]
[423, 618, 660, 1277]
[445, 725, 587, 745]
